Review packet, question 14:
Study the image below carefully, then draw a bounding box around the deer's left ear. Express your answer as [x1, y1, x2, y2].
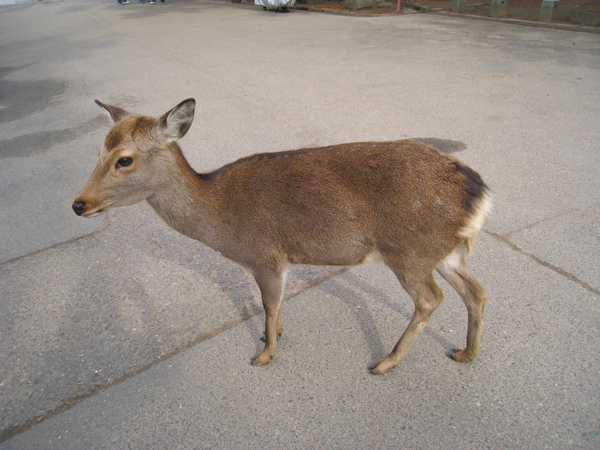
[95, 100, 132, 123]
[158, 98, 196, 142]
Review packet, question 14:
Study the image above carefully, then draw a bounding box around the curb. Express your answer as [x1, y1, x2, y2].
[439, 10, 600, 33]
[294, 4, 403, 15]
[291, 1, 600, 33]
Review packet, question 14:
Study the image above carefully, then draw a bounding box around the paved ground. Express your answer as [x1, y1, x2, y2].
[1, 0, 599, 447]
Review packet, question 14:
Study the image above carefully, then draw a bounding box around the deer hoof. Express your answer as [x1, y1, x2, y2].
[452, 348, 475, 362]
[369, 358, 393, 375]
[369, 366, 386, 375]
[251, 352, 273, 366]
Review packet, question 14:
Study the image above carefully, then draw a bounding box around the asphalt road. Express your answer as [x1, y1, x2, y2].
[1, 0, 599, 447]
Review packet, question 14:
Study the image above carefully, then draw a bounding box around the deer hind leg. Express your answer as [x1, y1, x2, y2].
[436, 248, 488, 362]
[251, 267, 288, 366]
[370, 267, 444, 375]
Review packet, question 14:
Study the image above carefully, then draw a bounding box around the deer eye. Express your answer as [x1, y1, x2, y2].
[116, 157, 133, 168]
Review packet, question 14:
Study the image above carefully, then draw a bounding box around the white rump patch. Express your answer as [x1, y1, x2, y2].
[457, 192, 492, 253]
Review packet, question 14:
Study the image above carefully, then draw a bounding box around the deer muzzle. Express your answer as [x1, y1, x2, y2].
[72, 201, 86, 216]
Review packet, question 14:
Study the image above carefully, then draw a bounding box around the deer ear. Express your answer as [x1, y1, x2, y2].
[95, 100, 132, 123]
[158, 98, 196, 142]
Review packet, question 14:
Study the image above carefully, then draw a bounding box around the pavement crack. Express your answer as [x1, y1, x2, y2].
[0, 265, 348, 444]
[504, 206, 598, 238]
[484, 229, 599, 295]
[0, 220, 110, 267]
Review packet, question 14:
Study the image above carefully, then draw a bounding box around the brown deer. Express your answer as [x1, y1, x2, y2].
[73, 98, 491, 374]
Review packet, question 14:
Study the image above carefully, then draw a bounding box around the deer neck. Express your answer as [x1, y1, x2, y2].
[145, 145, 218, 248]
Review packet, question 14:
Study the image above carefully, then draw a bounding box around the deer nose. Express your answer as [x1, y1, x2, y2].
[72, 201, 86, 216]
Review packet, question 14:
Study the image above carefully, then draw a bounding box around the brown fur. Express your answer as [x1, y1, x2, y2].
[74, 99, 491, 374]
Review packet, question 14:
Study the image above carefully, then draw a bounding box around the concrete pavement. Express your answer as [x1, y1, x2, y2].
[1, 0, 599, 447]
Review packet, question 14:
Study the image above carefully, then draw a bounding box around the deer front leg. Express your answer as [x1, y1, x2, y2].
[251, 268, 287, 366]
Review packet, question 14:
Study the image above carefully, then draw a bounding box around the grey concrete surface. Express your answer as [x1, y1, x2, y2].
[1, 0, 598, 447]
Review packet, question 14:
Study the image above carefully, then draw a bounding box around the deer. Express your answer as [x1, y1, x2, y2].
[72, 98, 491, 375]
